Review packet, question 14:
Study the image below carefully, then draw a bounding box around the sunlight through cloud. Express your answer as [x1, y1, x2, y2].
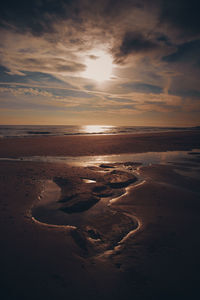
[82, 50, 113, 82]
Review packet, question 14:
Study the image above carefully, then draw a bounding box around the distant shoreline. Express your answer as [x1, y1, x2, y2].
[0, 124, 199, 139]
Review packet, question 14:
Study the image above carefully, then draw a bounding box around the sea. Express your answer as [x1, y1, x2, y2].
[0, 125, 199, 138]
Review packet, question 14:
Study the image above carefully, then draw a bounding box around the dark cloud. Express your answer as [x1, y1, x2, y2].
[1, 0, 200, 40]
[160, 0, 200, 37]
[169, 88, 200, 99]
[0, 0, 81, 35]
[155, 34, 172, 46]
[163, 39, 200, 63]
[0, 0, 136, 41]
[102, 0, 145, 18]
[114, 32, 159, 62]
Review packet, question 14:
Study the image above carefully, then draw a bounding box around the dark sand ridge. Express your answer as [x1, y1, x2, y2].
[0, 132, 200, 300]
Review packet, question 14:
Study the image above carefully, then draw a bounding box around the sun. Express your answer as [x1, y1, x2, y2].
[83, 50, 113, 82]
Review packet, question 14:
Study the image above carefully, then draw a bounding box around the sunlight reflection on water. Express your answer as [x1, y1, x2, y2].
[81, 125, 114, 134]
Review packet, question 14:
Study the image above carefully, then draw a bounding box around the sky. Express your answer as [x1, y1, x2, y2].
[0, 0, 200, 126]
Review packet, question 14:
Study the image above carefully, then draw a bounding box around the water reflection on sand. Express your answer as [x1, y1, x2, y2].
[1, 148, 200, 166]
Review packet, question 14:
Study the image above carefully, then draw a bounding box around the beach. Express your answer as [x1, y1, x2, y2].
[0, 130, 200, 300]
[0, 130, 200, 157]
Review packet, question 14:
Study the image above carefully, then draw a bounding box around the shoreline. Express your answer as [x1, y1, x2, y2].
[1, 127, 199, 138]
[0, 130, 200, 157]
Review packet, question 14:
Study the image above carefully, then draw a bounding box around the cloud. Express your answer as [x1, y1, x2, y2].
[0, 0, 80, 35]
[159, 0, 200, 38]
[0, 0, 200, 126]
[169, 88, 200, 99]
[163, 39, 200, 64]
[0, 29, 86, 76]
[0, 86, 52, 97]
[113, 32, 159, 63]
[121, 82, 163, 94]
[0, 85, 94, 101]
[1, 0, 199, 42]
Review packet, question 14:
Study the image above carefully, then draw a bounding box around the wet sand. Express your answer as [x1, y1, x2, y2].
[0, 130, 200, 157]
[0, 131, 200, 300]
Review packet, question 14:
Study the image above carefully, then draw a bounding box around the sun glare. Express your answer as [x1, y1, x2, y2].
[82, 125, 113, 134]
[83, 50, 113, 82]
